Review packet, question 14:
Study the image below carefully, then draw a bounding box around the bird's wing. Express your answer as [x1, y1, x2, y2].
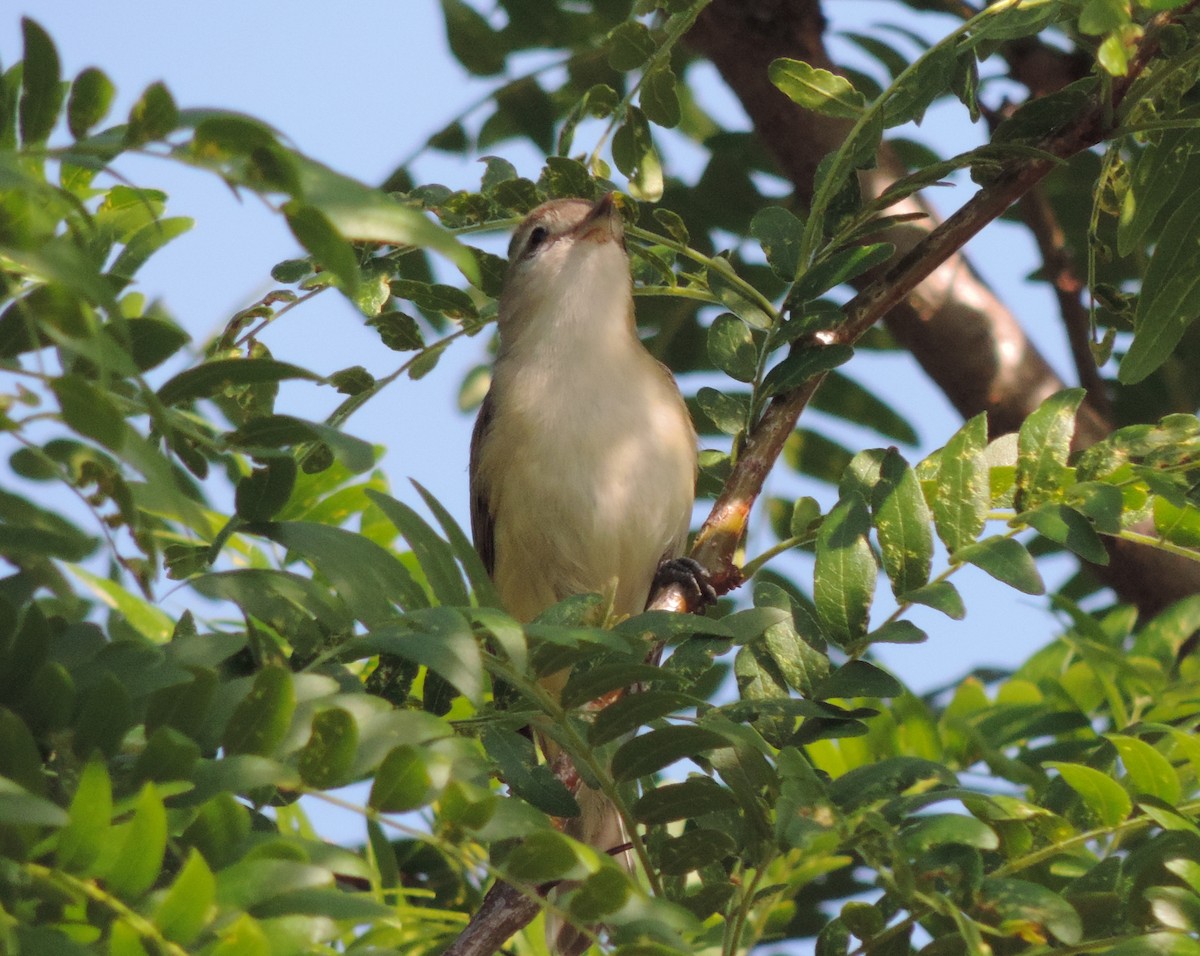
[468, 389, 497, 577]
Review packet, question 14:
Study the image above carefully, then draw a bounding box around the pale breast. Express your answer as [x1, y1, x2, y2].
[480, 345, 695, 621]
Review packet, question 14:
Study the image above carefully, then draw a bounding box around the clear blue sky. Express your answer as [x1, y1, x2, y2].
[5, 2, 1084, 725]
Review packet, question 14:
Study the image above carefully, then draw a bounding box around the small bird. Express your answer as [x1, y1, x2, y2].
[470, 194, 698, 953]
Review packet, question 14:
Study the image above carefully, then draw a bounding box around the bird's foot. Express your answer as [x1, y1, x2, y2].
[653, 556, 717, 611]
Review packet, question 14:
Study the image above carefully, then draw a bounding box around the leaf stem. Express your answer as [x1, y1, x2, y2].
[23, 862, 191, 956]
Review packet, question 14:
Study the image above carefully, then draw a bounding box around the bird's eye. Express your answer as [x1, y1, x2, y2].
[525, 225, 549, 253]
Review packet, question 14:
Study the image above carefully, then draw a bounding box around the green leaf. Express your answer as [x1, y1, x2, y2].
[655, 828, 739, 875]
[104, 782, 168, 899]
[256, 521, 422, 622]
[0, 490, 96, 562]
[214, 858, 331, 910]
[254, 887, 393, 921]
[125, 81, 178, 146]
[751, 205, 805, 280]
[191, 569, 351, 654]
[357, 609, 483, 705]
[155, 850, 216, 945]
[0, 777, 68, 827]
[390, 278, 478, 321]
[696, 387, 749, 436]
[222, 667, 296, 757]
[933, 413, 989, 553]
[235, 458, 297, 522]
[368, 311, 424, 351]
[73, 672, 133, 759]
[769, 58, 866, 118]
[708, 262, 773, 330]
[612, 106, 662, 202]
[366, 489, 469, 606]
[296, 159, 479, 284]
[792, 243, 894, 302]
[1154, 498, 1200, 550]
[902, 581, 965, 620]
[157, 358, 320, 406]
[1134, 596, 1200, 659]
[633, 778, 739, 824]
[561, 662, 673, 710]
[1146, 886, 1200, 932]
[69, 566, 174, 643]
[977, 877, 1083, 944]
[225, 415, 375, 474]
[19, 18, 63, 145]
[954, 536, 1044, 595]
[612, 726, 732, 782]
[881, 43, 957, 127]
[829, 757, 955, 811]
[56, 759, 111, 873]
[370, 744, 438, 812]
[652, 207, 690, 245]
[441, 0, 505, 75]
[901, 814, 998, 853]
[298, 708, 358, 790]
[110, 315, 192, 371]
[1118, 129, 1200, 257]
[590, 691, 697, 746]
[872, 449, 933, 596]
[865, 619, 927, 645]
[760, 343, 854, 398]
[1046, 760, 1132, 826]
[1079, 0, 1131, 33]
[1014, 388, 1084, 510]
[1023, 503, 1108, 565]
[504, 830, 584, 882]
[1104, 734, 1182, 804]
[813, 660, 902, 700]
[570, 867, 632, 922]
[52, 375, 125, 451]
[411, 479, 501, 609]
[481, 727, 578, 817]
[285, 202, 360, 295]
[757, 602, 829, 697]
[641, 66, 681, 128]
[608, 21, 656, 71]
[1121, 179, 1200, 383]
[1069, 480, 1124, 534]
[707, 313, 758, 383]
[67, 67, 114, 139]
[134, 726, 199, 784]
[813, 492, 876, 647]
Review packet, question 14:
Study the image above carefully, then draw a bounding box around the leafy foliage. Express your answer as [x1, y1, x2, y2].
[3, 2, 1200, 955]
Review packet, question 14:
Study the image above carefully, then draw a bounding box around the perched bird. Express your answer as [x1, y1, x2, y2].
[470, 193, 698, 953]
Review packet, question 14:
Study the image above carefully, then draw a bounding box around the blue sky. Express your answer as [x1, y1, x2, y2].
[4, 3, 1086, 716]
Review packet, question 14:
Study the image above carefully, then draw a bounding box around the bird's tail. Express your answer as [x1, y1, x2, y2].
[548, 783, 635, 956]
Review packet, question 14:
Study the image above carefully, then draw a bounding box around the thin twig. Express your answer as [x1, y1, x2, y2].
[1017, 185, 1112, 417]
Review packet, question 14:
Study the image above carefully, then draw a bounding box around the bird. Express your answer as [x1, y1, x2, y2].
[469, 193, 699, 954]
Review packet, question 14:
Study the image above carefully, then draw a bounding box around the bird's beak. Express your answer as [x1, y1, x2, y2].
[575, 193, 622, 244]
